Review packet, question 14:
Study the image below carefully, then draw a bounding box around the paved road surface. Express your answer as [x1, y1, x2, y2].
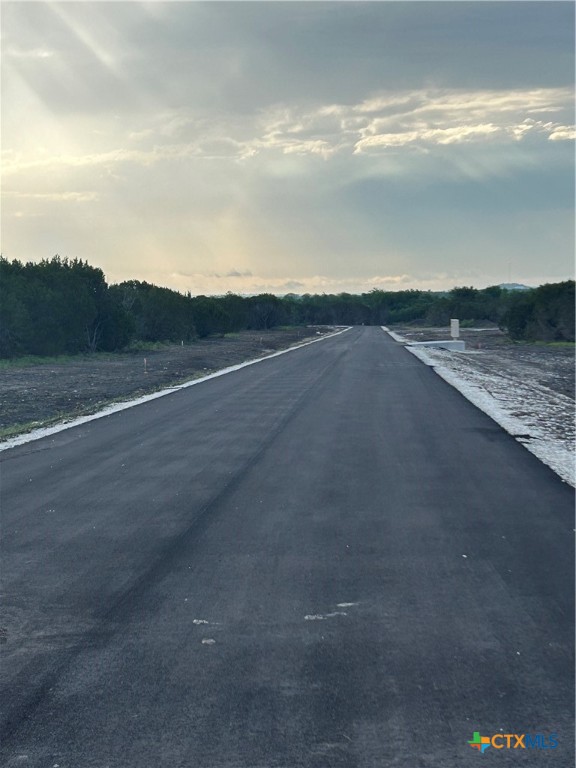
[1, 327, 573, 767]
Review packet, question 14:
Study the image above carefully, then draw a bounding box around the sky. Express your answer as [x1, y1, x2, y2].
[2, 1, 574, 296]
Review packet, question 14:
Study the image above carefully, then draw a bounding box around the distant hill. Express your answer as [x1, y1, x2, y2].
[497, 283, 532, 291]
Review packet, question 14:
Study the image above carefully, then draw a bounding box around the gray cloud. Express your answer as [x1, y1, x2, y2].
[1, 2, 573, 293]
[4, 2, 573, 118]
[280, 281, 305, 291]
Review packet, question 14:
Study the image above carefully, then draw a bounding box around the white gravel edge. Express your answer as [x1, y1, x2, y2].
[0, 327, 352, 452]
[381, 326, 575, 487]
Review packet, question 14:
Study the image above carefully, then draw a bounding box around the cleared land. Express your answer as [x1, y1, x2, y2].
[393, 325, 575, 400]
[0, 327, 334, 438]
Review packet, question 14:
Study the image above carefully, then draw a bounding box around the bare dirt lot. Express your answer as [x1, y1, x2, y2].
[394, 325, 575, 400]
[0, 327, 336, 438]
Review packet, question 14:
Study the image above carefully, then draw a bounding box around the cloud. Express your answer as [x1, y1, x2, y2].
[265, 87, 574, 157]
[5, 47, 55, 60]
[280, 281, 305, 291]
[549, 126, 576, 141]
[369, 275, 415, 286]
[142, 269, 540, 298]
[3, 2, 573, 123]
[354, 123, 502, 152]
[1, 2, 573, 294]
[137, 271, 438, 297]
[3, 86, 572, 180]
[3, 191, 98, 203]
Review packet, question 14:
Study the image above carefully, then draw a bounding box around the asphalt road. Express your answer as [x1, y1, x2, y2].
[1, 326, 573, 767]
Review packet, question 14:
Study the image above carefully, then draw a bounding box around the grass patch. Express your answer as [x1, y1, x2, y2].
[508, 339, 575, 347]
[0, 341, 195, 368]
[0, 420, 48, 440]
[0, 351, 119, 369]
[530, 340, 575, 348]
[122, 340, 187, 353]
[0, 409, 93, 440]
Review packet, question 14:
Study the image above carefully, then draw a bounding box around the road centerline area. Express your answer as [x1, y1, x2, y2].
[1, 327, 573, 767]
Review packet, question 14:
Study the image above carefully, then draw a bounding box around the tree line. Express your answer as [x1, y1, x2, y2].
[0, 256, 573, 358]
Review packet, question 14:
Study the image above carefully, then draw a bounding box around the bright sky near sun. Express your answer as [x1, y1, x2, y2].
[2, 1, 574, 295]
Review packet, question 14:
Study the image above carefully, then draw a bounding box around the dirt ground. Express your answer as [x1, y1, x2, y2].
[393, 325, 575, 400]
[1, 324, 573, 442]
[0, 327, 336, 438]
